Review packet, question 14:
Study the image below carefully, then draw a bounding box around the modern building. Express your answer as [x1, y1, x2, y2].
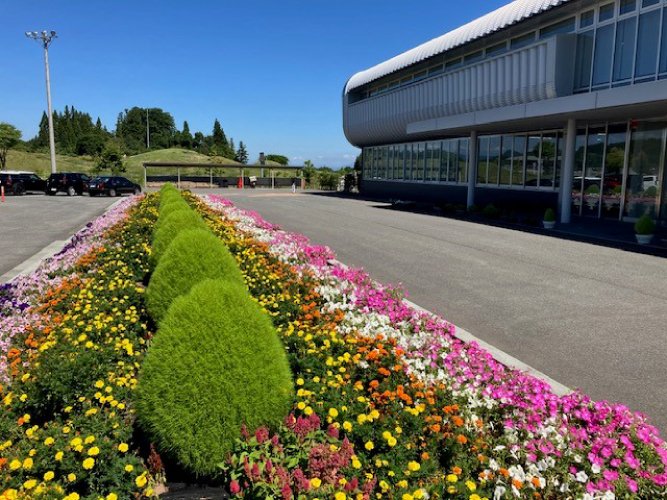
[343, 0, 667, 224]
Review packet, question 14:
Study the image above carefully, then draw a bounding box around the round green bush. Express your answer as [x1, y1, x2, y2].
[150, 209, 208, 265]
[634, 214, 656, 235]
[137, 279, 294, 476]
[146, 228, 244, 322]
[156, 200, 191, 228]
[543, 208, 556, 222]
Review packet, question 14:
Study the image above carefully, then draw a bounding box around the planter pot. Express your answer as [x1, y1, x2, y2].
[635, 233, 654, 245]
[543, 220, 556, 229]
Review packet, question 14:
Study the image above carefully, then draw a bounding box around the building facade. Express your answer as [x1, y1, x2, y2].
[343, 0, 667, 224]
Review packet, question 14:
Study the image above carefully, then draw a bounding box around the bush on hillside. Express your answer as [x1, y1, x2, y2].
[150, 209, 208, 265]
[137, 279, 294, 476]
[146, 228, 244, 322]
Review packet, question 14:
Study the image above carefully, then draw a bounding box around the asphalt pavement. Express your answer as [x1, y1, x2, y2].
[0, 193, 121, 281]
[217, 189, 667, 432]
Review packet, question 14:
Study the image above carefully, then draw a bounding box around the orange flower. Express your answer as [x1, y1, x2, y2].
[452, 466, 462, 475]
[512, 479, 524, 490]
[456, 434, 468, 444]
[499, 468, 510, 478]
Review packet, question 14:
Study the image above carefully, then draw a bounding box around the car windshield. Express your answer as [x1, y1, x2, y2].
[92, 177, 111, 182]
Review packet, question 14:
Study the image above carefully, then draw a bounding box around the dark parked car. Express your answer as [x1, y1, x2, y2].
[0, 171, 46, 195]
[46, 172, 91, 196]
[88, 176, 141, 197]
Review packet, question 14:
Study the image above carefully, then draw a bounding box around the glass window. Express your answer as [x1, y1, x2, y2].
[464, 50, 484, 63]
[415, 143, 425, 180]
[599, 3, 615, 22]
[363, 149, 371, 179]
[477, 137, 489, 184]
[581, 10, 595, 28]
[397, 145, 405, 180]
[571, 130, 587, 215]
[458, 139, 469, 184]
[540, 17, 576, 39]
[405, 144, 413, 180]
[583, 127, 606, 216]
[512, 136, 526, 186]
[575, 31, 595, 89]
[642, 0, 659, 6]
[440, 140, 450, 182]
[620, 0, 636, 15]
[445, 58, 463, 69]
[526, 135, 541, 186]
[625, 123, 665, 218]
[510, 32, 536, 49]
[413, 71, 427, 82]
[500, 136, 513, 185]
[660, 8, 667, 73]
[602, 125, 627, 219]
[488, 136, 501, 185]
[387, 146, 394, 180]
[540, 133, 558, 188]
[449, 140, 459, 182]
[636, 10, 661, 77]
[428, 64, 444, 76]
[593, 24, 615, 85]
[486, 42, 507, 57]
[426, 142, 439, 181]
[613, 17, 637, 81]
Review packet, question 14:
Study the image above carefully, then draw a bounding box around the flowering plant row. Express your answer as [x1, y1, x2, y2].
[0, 196, 159, 499]
[194, 194, 667, 499]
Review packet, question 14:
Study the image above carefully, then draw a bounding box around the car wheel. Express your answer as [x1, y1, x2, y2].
[109, 188, 117, 197]
[13, 184, 25, 196]
[67, 186, 76, 197]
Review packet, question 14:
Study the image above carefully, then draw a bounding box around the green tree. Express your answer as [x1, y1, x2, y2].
[95, 142, 125, 174]
[116, 107, 175, 153]
[303, 160, 316, 187]
[236, 141, 249, 164]
[266, 154, 289, 165]
[180, 121, 193, 149]
[0, 123, 22, 170]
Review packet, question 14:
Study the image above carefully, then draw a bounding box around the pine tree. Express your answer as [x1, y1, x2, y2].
[181, 120, 193, 149]
[235, 141, 249, 164]
[212, 119, 227, 149]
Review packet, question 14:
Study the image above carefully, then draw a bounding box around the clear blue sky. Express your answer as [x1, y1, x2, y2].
[1, 0, 507, 168]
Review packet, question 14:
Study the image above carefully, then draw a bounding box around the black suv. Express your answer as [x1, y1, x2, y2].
[46, 172, 91, 196]
[0, 171, 46, 195]
[88, 176, 141, 197]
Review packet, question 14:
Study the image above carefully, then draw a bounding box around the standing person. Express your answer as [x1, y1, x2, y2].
[291, 177, 296, 193]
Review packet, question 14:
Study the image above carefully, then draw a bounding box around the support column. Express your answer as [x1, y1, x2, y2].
[467, 130, 478, 209]
[560, 118, 576, 224]
[143, 166, 147, 190]
[177, 167, 181, 189]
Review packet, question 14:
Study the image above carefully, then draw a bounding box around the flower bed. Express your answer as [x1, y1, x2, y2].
[195, 194, 667, 499]
[1, 190, 665, 499]
[0, 196, 158, 499]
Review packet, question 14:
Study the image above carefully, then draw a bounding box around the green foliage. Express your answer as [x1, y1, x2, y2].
[585, 184, 600, 195]
[644, 185, 658, 197]
[137, 279, 294, 475]
[150, 209, 208, 265]
[543, 208, 556, 222]
[146, 229, 244, 322]
[318, 170, 339, 190]
[116, 107, 176, 154]
[634, 214, 656, 235]
[94, 142, 125, 174]
[235, 141, 249, 164]
[266, 154, 289, 165]
[0, 122, 22, 170]
[482, 203, 499, 219]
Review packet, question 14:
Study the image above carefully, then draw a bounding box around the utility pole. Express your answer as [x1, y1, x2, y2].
[26, 30, 58, 174]
[146, 108, 150, 149]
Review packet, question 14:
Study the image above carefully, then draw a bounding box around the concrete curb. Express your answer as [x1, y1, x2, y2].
[328, 258, 571, 397]
[0, 197, 129, 285]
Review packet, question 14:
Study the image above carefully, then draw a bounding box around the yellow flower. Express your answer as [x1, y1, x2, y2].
[343, 421, 352, 432]
[106, 494, 118, 500]
[407, 461, 420, 472]
[469, 495, 481, 500]
[55, 451, 64, 461]
[364, 441, 374, 451]
[9, 459, 21, 470]
[67, 473, 77, 482]
[88, 446, 100, 456]
[43, 471, 55, 481]
[23, 479, 37, 490]
[466, 480, 477, 492]
[310, 477, 322, 489]
[2, 489, 17, 499]
[62, 426, 71, 434]
[357, 414, 367, 424]
[352, 458, 362, 469]
[296, 378, 304, 386]
[84, 435, 95, 444]
[82, 457, 95, 469]
[304, 406, 313, 416]
[387, 436, 397, 447]
[124, 464, 134, 472]
[64, 494, 80, 500]
[297, 401, 306, 410]
[446, 474, 458, 483]
[44, 437, 55, 446]
[329, 408, 339, 418]
[95, 380, 105, 388]
[70, 437, 82, 447]
[135, 474, 147, 488]
[118, 443, 129, 453]
[22, 457, 33, 469]
[414, 490, 425, 499]
[402, 495, 413, 500]
[334, 493, 346, 500]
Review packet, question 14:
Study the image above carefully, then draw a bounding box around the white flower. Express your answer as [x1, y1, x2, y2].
[575, 470, 588, 483]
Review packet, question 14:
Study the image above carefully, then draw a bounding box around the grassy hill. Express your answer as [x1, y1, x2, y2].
[6, 148, 300, 184]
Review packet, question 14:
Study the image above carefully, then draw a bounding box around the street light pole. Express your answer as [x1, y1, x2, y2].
[26, 30, 58, 174]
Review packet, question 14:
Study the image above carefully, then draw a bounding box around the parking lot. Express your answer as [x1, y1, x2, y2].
[0, 193, 120, 280]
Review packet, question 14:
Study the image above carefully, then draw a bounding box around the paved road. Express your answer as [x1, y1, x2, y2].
[218, 189, 667, 432]
[0, 193, 120, 280]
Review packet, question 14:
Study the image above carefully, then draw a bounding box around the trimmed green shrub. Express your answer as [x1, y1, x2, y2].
[635, 214, 656, 235]
[543, 208, 556, 222]
[146, 228, 244, 322]
[137, 279, 294, 476]
[150, 208, 208, 265]
[157, 199, 191, 226]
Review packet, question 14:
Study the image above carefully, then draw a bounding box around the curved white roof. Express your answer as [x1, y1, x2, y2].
[345, 0, 570, 93]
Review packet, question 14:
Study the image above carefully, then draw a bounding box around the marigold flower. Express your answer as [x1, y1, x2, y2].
[364, 440, 374, 450]
[136, 474, 147, 488]
[43, 471, 55, 481]
[82, 457, 95, 469]
[407, 461, 420, 472]
[310, 477, 322, 489]
[118, 443, 129, 453]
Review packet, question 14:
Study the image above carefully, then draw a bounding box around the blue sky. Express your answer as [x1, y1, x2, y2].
[1, 0, 507, 168]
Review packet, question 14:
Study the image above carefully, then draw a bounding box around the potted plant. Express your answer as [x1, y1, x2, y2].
[543, 208, 556, 229]
[634, 214, 656, 245]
